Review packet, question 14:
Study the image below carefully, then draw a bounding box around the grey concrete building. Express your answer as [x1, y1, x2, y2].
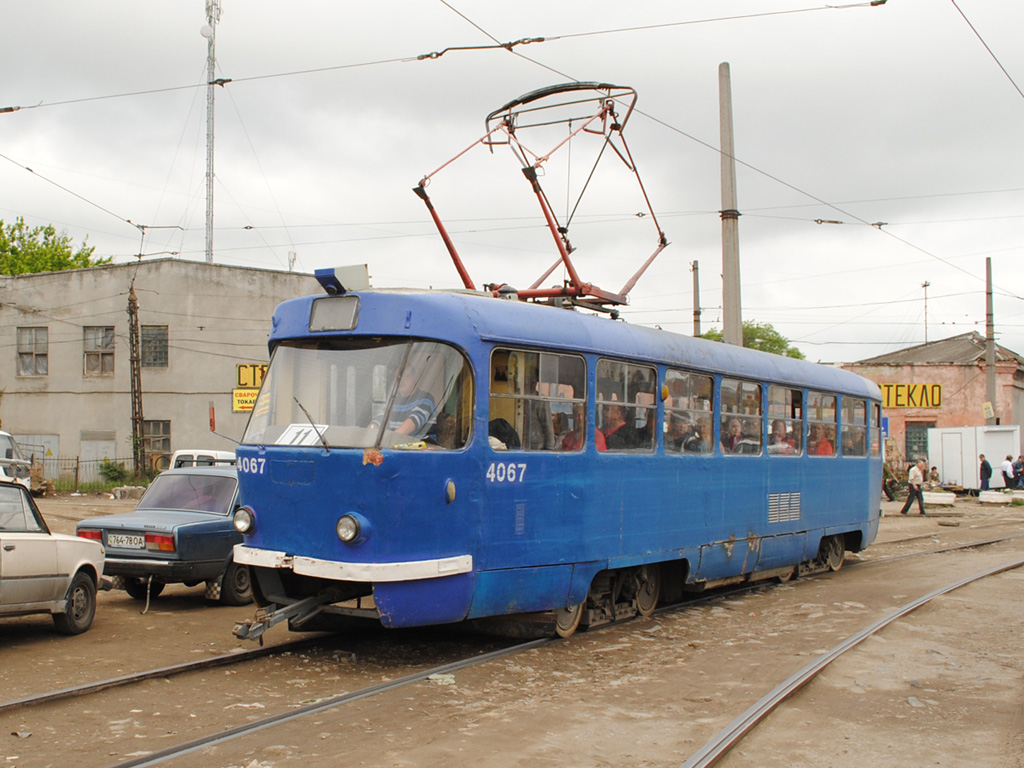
[0, 259, 318, 473]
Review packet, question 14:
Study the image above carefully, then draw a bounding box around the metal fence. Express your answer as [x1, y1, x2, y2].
[33, 456, 141, 493]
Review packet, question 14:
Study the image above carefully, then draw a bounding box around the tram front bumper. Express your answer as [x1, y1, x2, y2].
[232, 545, 473, 582]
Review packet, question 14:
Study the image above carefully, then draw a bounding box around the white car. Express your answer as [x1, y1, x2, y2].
[0, 431, 31, 491]
[0, 480, 107, 634]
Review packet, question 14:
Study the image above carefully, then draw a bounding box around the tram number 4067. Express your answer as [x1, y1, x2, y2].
[486, 462, 527, 483]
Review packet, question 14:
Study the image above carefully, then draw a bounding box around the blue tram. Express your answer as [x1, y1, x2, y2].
[231, 282, 882, 639]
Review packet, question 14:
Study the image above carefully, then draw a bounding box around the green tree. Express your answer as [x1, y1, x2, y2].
[702, 320, 805, 359]
[0, 217, 110, 275]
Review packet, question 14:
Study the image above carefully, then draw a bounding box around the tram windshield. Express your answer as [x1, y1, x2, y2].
[242, 338, 473, 450]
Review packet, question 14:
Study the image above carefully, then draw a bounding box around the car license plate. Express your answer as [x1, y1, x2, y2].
[108, 533, 145, 549]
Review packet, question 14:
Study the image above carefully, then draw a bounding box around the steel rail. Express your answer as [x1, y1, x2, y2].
[679, 555, 1024, 768]
[0, 635, 324, 714]
[107, 638, 551, 768]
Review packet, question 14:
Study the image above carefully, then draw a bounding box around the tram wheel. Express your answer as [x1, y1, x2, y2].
[554, 602, 585, 638]
[635, 564, 661, 617]
[825, 536, 845, 572]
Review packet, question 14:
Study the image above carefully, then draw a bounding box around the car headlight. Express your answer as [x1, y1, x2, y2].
[336, 514, 360, 543]
[233, 506, 255, 534]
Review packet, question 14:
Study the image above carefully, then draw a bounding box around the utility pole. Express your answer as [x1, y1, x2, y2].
[922, 280, 930, 344]
[985, 258, 997, 425]
[719, 62, 742, 346]
[127, 283, 145, 475]
[691, 260, 702, 337]
[202, 0, 222, 265]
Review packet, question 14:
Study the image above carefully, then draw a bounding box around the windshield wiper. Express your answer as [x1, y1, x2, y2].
[293, 397, 330, 453]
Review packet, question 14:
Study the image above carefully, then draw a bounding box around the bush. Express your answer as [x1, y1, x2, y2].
[97, 460, 130, 485]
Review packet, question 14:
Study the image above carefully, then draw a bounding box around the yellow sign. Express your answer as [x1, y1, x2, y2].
[232, 388, 260, 412]
[983, 401, 995, 419]
[881, 383, 942, 409]
[236, 364, 267, 389]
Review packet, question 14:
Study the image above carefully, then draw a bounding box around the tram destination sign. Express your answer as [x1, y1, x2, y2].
[881, 383, 942, 409]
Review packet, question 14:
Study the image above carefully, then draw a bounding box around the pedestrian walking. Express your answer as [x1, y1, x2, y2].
[899, 459, 927, 515]
[980, 454, 992, 491]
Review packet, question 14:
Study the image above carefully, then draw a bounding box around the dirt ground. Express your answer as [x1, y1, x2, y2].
[4, 493, 1024, 768]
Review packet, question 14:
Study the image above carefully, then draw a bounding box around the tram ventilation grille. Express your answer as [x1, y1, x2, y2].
[768, 492, 801, 523]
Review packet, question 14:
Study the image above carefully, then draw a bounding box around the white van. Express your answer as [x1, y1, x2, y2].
[0, 431, 32, 490]
[169, 449, 236, 469]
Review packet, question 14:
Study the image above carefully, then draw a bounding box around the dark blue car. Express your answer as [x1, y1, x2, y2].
[77, 466, 251, 605]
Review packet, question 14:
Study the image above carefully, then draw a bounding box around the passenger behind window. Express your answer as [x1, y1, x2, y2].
[809, 424, 834, 456]
[667, 414, 701, 453]
[488, 418, 521, 450]
[561, 403, 604, 452]
[551, 412, 568, 444]
[603, 400, 639, 450]
[720, 418, 745, 453]
[767, 419, 796, 455]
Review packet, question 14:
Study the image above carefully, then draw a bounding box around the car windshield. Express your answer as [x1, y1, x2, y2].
[138, 474, 237, 515]
[0, 434, 26, 462]
[241, 338, 473, 450]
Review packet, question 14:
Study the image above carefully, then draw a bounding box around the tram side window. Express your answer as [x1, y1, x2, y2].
[842, 396, 868, 457]
[489, 348, 586, 452]
[720, 378, 762, 455]
[596, 359, 657, 452]
[664, 370, 713, 454]
[767, 385, 802, 456]
[869, 402, 882, 457]
[807, 391, 837, 457]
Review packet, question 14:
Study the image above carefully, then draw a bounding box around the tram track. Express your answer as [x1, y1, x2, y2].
[678, 555, 1024, 768]
[4, 527, 1022, 768]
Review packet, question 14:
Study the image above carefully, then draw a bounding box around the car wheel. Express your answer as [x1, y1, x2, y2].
[52, 572, 97, 635]
[220, 561, 253, 606]
[124, 578, 165, 601]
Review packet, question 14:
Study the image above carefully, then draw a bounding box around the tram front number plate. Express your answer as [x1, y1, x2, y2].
[108, 534, 144, 549]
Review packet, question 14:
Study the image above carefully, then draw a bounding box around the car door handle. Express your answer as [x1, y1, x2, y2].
[3, 544, 14, 551]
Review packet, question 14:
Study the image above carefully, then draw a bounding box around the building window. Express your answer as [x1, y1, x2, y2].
[905, 422, 934, 463]
[143, 420, 171, 470]
[84, 326, 115, 376]
[17, 326, 48, 376]
[142, 326, 169, 368]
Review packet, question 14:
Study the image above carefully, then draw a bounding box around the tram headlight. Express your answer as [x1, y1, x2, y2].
[337, 514, 361, 543]
[233, 506, 256, 535]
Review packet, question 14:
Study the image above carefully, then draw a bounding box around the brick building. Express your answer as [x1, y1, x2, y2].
[842, 332, 1024, 464]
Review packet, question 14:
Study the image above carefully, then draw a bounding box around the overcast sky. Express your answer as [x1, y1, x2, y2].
[1, 0, 1021, 363]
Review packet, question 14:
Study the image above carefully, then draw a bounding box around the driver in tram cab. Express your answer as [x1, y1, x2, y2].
[370, 361, 437, 437]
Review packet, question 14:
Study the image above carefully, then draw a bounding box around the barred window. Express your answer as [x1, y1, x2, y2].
[142, 326, 169, 368]
[143, 420, 171, 468]
[84, 326, 115, 376]
[17, 327, 48, 376]
[664, 369, 713, 454]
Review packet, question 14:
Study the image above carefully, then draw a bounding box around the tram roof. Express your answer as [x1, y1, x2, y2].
[270, 289, 880, 399]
